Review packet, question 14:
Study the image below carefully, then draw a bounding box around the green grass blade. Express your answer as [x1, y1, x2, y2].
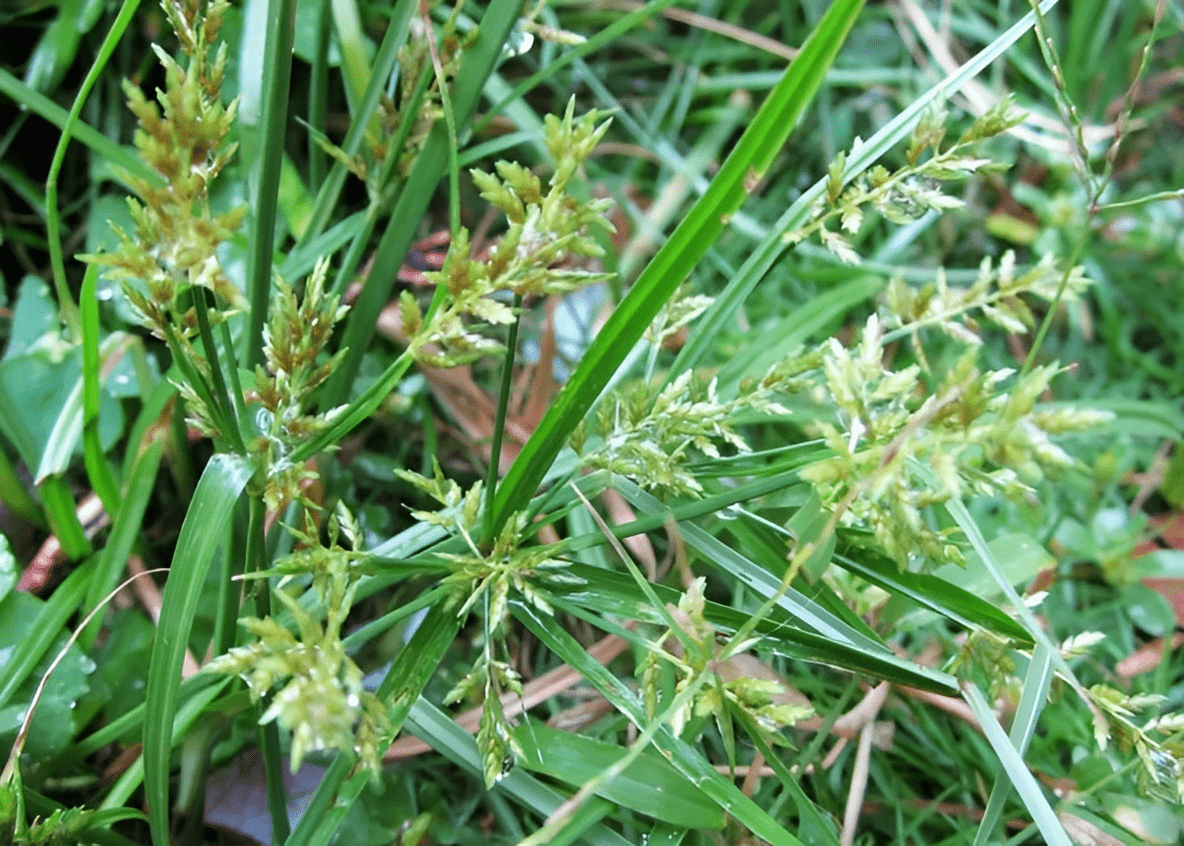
[475, 0, 681, 134]
[963, 682, 1070, 846]
[117, 374, 175, 484]
[305, 0, 331, 190]
[713, 275, 881, 395]
[289, 350, 415, 463]
[512, 720, 725, 830]
[241, 0, 297, 370]
[39, 476, 91, 560]
[143, 454, 254, 846]
[42, 0, 141, 340]
[80, 266, 121, 516]
[79, 437, 165, 651]
[552, 566, 954, 693]
[490, 0, 865, 534]
[299, 0, 416, 245]
[832, 546, 1034, 645]
[0, 438, 45, 530]
[0, 68, 158, 187]
[973, 642, 1055, 846]
[97, 678, 231, 811]
[192, 289, 246, 452]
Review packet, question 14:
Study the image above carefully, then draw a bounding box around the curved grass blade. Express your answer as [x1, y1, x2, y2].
[98, 678, 232, 811]
[0, 69, 158, 187]
[79, 437, 165, 651]
[39, 477, 91, 560]
[298, 0, 417, 244]
[43, 0, 142, 339]
[552, 566, 956, 694]
[832, 545, 1033, 645]
[143, 454, 254, 846]
[973, 642, 1055, 846]
[0, 445, 44, 529]
[512, 720, 724, 830]
[490, 0, 865, 534]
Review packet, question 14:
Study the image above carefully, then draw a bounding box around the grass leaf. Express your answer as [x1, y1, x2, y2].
[143, 454, 254, 846]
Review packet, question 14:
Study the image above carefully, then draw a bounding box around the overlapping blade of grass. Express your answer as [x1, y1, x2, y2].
[973, 642, 1056, 846]
[79, 437, 164, 650]
[550, 565, 956, 692]
[143, 454, 254, 846]
[516, 604, 809, 846]
[511, 719, 724, 831]
[99, 678, 233, 812]
[42, 0, 142, 339]
[490, 0, 865, 536]
[612, 478, 945, 664]
[79, 267, 121, 516]
[832, 546, 1033, 645]
[963, 682, 1070, 846]
[296, 0, 416, 244]
[405, 701, 635, 846]
[671, 0, 1063, 379]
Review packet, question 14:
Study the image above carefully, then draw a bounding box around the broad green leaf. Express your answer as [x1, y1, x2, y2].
[0, 592, 92, 761]
[406, 701, 631, 846]
[0, 536, 14, 598]
[513, 720, 725, 830]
